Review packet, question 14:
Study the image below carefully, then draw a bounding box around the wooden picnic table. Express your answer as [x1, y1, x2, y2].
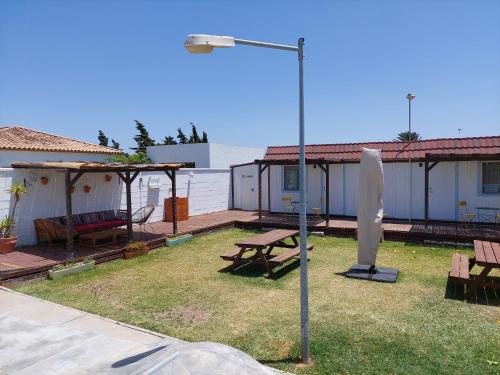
[450, 240, 500, 300]
[221, 229, 312, 278]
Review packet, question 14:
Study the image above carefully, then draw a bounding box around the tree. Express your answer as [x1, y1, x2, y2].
[177, 128, 189, 144]
[97, 130, 109, 147]
[132, 120, 156, 153]
[163, 136, 177, 145]
[201, 131, 208, 143]
[111, 139, 120, 149]
[190, 122, 201, 143]
[395, 131, 422, 142]
[108, 152, 152, 164]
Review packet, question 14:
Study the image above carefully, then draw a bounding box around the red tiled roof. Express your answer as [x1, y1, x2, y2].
[264, 136, 500, 162]
[0, 126, 121, 154]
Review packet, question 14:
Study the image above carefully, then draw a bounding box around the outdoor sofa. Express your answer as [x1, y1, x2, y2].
[34, 210, 128, 245]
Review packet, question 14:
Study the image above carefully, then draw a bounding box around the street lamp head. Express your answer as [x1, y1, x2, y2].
[184, 34, 235, 54]
[406, 93, 416, 101]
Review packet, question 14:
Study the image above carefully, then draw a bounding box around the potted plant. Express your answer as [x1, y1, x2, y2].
[83, 185, 91, 193]
[40, 176, 49, 185]
[124, 241, 149, 259]
[48, 257, 95, 280]
[0, 181, 27, 253]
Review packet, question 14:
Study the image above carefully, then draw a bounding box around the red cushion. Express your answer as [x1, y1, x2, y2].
[74, 220, 127, 233]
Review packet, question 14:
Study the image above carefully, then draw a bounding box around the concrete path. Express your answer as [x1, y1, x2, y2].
[0, 288, 289, 374]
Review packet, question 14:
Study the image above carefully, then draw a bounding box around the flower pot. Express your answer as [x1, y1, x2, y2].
[40, 177, 49, 185]
[48, 261, 95, 280]
[83, 185, 91, 193]
[105, 175, 112, 182]
[124, 247, 149, 259]
[0, 237, 17, 253]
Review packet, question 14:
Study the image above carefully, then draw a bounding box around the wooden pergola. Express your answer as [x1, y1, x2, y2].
[12, 161, 186, 254]
[423, 152, 500, 227]
[231, 158, 335, 227]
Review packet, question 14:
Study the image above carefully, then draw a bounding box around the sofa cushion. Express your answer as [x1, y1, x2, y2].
[80, 212, 100, 224]
[73, 219, 127, 234]
[60, 215, 83, 226]
[98, 210, 116, 221]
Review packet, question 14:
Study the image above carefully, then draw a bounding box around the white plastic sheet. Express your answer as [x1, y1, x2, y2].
[357, 148, 384, 266]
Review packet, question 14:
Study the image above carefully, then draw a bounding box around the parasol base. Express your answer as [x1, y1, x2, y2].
[345, 264, 399, 283]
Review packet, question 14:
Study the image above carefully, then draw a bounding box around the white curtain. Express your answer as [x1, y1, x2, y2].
[357, 148, 384, 265]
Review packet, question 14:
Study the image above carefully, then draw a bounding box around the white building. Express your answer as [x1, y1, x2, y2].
[0, 126, 121, 166]
[147, 143, 265, 168]
[231, 136, 500, 223]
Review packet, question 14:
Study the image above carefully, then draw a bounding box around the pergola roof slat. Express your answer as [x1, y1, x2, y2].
[11, 161, 186, 172]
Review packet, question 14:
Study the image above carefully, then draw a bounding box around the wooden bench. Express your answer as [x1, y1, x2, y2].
[268, 244, 313, 266]
[449, 253, 470, 283]
[220, 249, 242, 261]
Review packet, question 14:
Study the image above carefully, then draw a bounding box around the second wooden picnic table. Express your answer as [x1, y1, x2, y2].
[221, 229, 313, 278]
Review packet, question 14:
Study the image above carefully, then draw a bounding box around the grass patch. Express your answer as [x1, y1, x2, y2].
[15, 229, 499, 374]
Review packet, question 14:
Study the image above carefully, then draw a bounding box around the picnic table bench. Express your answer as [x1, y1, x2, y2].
[221, 229, 313, 278]
[449, 240, 500, 300]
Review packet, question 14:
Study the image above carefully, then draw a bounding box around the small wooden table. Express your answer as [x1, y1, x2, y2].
[221, 229, 312, 277]
[464, 240, 500, 299]
[79, 229, 123, 248]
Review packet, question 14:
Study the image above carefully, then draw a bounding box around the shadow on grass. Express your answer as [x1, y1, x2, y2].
[218, 259, 301, 279]
[444, 277, 499, 306]
[258, 356, 299, 366]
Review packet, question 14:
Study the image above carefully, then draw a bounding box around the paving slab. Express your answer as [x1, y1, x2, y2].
[0, 287, 291, 374]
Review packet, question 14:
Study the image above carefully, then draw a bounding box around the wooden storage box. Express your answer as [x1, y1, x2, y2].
[165, 197, 189, 222]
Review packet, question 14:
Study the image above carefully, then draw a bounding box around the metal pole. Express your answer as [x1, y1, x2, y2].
[298, 37, 310, 364]
[172, 170, 177, 235]
[408, 98, 412, 222]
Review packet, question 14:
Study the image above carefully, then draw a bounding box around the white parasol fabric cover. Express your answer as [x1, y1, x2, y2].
[357, 148, 384, 266]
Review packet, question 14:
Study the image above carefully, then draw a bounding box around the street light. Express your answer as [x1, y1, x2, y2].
[406, 93, 415, 222]
[185, 34, 310, 363]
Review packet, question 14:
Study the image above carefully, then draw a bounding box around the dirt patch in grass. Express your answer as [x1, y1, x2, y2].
[154, 305, 212, 324]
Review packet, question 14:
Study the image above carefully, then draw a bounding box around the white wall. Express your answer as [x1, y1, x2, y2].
[147, 143, 265, 169]
[233, 160, 500, 222]
[147, 143, 211, 167]
[209, 144, 265, 169]
[0, 151, 110, 167]
[0, 168, 231, 247]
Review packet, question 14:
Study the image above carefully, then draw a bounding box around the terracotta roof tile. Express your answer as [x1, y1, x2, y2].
[264, 136, 500, 162]
[0, 126, 121, 154]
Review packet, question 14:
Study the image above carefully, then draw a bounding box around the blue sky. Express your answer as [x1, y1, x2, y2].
[1, 0, 499, 151]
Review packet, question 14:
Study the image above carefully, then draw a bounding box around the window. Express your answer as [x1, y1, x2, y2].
[481, 162, 500, 194]
[283, 166, 299, 191]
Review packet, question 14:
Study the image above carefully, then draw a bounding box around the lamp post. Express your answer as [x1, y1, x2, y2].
[406, 93, 415, 222]
[184, 34, 310, 363]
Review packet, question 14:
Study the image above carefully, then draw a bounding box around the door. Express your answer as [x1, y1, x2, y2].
[241, 174, 256, 211]
[429, 162, 456, 220]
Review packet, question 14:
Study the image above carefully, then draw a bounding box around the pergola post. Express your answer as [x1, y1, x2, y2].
[125, 171, 133, 242]
[325, 163, 330, 227]
[64, 170, 83, 259]
[267, 164, 271, 213]
[171, 170, 177, 235]
[258, 163, 262, 220]
[165, 170, 178, 235]
[64, 170, 74, 258]
[424, 159, 439, 228]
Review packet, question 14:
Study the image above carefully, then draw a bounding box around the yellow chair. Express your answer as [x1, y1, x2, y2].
[457, 201, 476, 226]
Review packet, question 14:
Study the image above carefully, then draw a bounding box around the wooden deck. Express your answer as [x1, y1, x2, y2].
[1, 210, 498, 283]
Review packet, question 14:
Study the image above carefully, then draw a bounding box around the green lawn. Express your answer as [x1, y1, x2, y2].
[15, 229, 499, 374]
